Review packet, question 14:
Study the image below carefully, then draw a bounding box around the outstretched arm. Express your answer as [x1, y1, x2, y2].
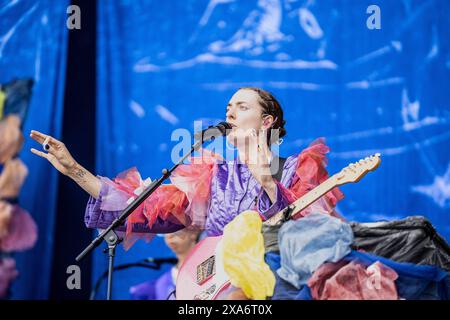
[30, 130, 101, 198]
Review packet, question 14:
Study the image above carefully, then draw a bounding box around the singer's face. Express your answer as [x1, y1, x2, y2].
[226, 89, 266, 147]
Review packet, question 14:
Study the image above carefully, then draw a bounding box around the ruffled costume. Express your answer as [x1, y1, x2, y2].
[85, 138, 450, 300]
[85, 139, 350, 299]
[85, 149, 222, 249]
[84, 138, 344, 249]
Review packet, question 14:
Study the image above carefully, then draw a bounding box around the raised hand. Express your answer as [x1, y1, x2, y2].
[240, 128, 277, 204]
[245, 129, 273, 185]
[29, 130, 77, 176]
[29, 130, 101, 198]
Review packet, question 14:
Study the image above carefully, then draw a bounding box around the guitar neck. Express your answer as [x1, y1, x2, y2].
[265, 175, 338, 226]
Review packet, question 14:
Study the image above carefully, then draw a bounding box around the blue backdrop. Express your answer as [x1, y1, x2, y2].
[1, 0, 449, 300]
[96, 0, 450, 299]
[0, 0, 68, 299]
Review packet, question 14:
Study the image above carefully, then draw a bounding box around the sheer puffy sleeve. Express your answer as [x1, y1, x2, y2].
[287, 137, 344, 219]
[84, 149, 221, 249]
[256, 138, 344, 221]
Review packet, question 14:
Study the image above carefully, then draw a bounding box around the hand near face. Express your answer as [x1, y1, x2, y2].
[244, 129, 274, 187]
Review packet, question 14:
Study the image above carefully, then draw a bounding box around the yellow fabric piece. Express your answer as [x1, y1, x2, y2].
[220, 210, 276, 300]
[0, 90, 5, 120]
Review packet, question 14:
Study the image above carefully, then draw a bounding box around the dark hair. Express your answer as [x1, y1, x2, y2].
[239, 87, 287, 145]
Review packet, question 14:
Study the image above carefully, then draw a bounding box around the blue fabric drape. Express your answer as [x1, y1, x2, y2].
[0, 0, 69, 299]
[97, 0, 450, 299]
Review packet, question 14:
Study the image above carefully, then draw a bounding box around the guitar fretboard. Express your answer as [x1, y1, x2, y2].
[265, 175, 337, 226]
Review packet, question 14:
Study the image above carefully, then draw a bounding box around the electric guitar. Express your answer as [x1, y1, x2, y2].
[176, 153, 382, 300]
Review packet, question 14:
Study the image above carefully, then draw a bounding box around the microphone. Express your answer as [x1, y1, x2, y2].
[194, 121, 232, 142]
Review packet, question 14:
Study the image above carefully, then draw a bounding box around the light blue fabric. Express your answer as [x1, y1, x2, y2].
[277, 212, 353, 288]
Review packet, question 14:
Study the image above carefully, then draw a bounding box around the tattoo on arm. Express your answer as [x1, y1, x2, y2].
[67, 163, 101, 198]
[72, 167, 87, 182]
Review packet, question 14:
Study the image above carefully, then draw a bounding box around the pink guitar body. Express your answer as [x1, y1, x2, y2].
[176, 236, 234, 300]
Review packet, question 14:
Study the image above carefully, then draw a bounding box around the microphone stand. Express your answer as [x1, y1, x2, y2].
[76, 140, 203, 300]
[75, 131, 218, 300]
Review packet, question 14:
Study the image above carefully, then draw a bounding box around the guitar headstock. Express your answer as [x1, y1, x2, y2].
[333, 153, 381, 185]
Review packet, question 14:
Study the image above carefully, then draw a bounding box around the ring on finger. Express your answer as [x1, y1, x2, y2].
[42, 136, 51, 151]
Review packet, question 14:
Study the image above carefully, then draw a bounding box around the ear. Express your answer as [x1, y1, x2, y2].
[262, 115, 275, 130]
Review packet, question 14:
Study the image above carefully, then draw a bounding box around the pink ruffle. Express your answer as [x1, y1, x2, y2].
[101, 149, 220, 247]
[308, 260, 399, 300]
[101, 168, 189, 250]
[106, 168, 190, 225]
[0, 257, 18, 298]
[0, 205, 38, 252]
[285, 138, 344, 219]
[170, 149, 221, 229]
[99, 176, 132, 211]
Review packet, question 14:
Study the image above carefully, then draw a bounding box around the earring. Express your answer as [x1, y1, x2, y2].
[276, 138, 283, 145]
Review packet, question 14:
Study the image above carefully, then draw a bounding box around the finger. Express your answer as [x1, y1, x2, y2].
[46, 135, 63, 148]
[258, 133, 270, 153]
[30, 130, 62, 147]
[30, 148, 50, 160]
[246, 128, 259, 144]
[29, 130, 47, 144]
[257, 129, 268, 143]
[37, 136, 57, 155]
